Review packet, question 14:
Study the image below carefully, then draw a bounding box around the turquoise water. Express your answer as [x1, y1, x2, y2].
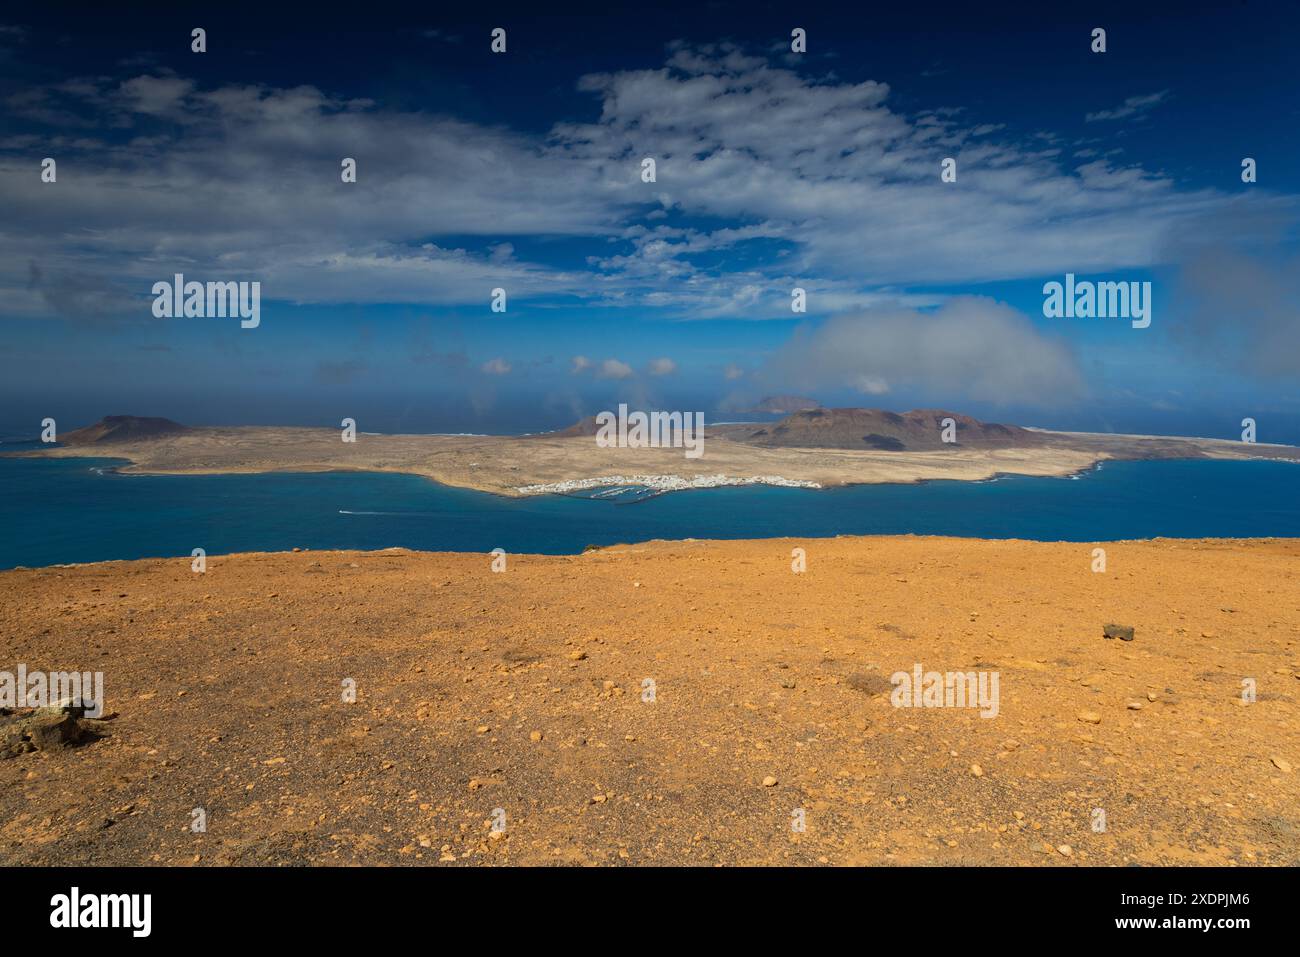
[0, 452, 1297, 569]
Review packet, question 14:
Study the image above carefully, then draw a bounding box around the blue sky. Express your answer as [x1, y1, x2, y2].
[1, 0, 1297, 439]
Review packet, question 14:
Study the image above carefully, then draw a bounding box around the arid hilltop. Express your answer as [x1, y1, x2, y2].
[716, 408, 1044, 451]
[14, 412, 1300, 497]
[1, 536, 1296, 865]
[58, 415, 190, 446]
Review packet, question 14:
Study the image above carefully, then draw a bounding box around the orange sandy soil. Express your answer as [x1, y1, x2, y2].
[1, 536, 1297, 866]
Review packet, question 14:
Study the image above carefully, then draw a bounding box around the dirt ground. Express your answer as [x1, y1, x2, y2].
[1, 536, 1297, 866]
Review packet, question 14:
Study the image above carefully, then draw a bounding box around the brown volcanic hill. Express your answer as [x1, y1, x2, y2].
[536, 412, 706, 440]
[537, 415, 602, 439]
[59, 415, 190, 445]
[726, 408, 1047, 451]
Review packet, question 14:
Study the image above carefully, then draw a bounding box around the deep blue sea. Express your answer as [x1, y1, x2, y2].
[1, 451, 1297, 569]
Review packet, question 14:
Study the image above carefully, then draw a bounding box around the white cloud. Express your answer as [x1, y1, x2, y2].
[647, 357, 677, 375]
[0, 76, 622, 318]
[597, 358, 633, 379]
[0, 53, 1267, 324]
[763, 297, 1085, 407]
[555, 55, 1218, 291]
[480, 357, 511, 375]
[117, 74, 196, 116]
[1159, 204, 1300, 380]
[854, 375, 891, 395]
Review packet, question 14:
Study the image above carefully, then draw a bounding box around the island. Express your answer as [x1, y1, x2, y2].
[12, 410, 1299, 497]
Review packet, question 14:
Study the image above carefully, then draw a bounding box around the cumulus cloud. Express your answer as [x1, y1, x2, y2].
[597, 358, 634, 379]
[762, 297, 1085, 407]
[723, 363, 745, 380]
[570, 355, 592, 374]
[480, 357, 512, 375]
[647, 357, 677, 375]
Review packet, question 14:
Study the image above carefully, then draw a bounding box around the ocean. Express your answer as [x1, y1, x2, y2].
[1, 452, 1297, 570]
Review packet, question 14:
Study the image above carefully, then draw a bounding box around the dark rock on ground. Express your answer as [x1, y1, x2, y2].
[0, 705, 111, 758]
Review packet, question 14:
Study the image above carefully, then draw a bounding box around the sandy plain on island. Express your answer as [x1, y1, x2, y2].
[1, 536, 1297, 866]
[17, 424, 1300, 495]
